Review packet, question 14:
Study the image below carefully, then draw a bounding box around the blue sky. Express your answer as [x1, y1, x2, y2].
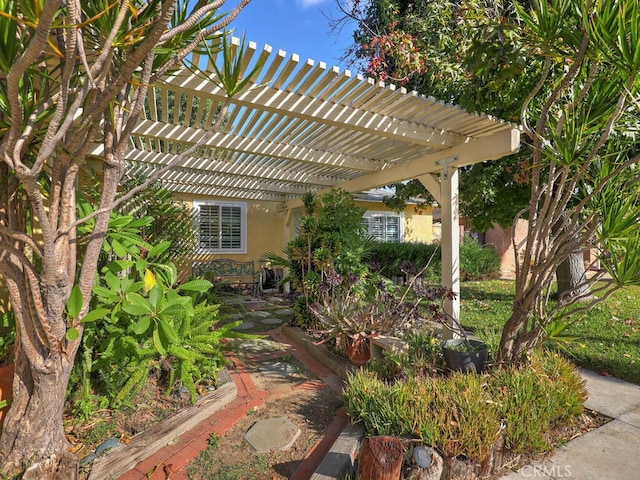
[229, 0, 356, 70]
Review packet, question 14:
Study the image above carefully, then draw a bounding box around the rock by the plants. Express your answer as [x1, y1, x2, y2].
[95, 437, 120, 455]
[406, 446, 443, 480]
[445, 456, 479, 480]
[244, 417, 301, 453]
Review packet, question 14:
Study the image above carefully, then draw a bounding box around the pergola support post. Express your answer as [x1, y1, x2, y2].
[438, 165, 461, 339]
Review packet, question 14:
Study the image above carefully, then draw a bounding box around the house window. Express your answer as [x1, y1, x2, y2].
[194, 201, 247, 253]
[362, 211, 403, 242]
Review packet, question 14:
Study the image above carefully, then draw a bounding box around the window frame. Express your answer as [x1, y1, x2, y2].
[193, 200, 247, 254]
[362, 210, 404, 243]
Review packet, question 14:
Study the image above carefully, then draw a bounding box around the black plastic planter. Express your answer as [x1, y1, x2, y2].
[441, 339, 488, 373]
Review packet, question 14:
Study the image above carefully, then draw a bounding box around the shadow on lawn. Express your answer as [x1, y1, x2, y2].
[460, 283, 513, 303]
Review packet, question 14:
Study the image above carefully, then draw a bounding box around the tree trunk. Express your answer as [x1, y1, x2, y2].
[358, 436, 404, 480]
[556, 252, 591, 302]
[497, 301, 542, 364]
[0, 266, 81, 477]
[0, 342, 76, 478]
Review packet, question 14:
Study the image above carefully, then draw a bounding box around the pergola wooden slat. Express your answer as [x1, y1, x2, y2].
[93, 37, 521, 332]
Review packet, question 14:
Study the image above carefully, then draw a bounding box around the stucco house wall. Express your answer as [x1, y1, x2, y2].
[354, 201, 434, 244]
[180, 194, 435, 277]
[180, 194, 287, 264]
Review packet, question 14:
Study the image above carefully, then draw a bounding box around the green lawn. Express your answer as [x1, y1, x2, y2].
[460, 280, 640, 385]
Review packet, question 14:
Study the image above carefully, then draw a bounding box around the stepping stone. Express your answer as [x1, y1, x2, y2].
[249, 310, 270, 318]
[261, 317, 284, 325]
[275, 308, 293, 316]
[237, 339, 288, 353]
[244, 417, 301, 453]
[242, 299, 267, 309]
[258, 361, 298, 379]
[235, 321, 256, 330]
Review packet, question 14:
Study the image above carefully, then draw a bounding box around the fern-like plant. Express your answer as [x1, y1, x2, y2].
[166, 303, 256, 403]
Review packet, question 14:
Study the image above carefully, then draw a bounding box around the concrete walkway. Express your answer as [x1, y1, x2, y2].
[498, 369, 640, 479]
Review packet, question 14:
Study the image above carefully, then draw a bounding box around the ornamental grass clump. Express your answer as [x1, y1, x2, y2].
[491, 350, 587, 454]
[343, 349, 586, 464]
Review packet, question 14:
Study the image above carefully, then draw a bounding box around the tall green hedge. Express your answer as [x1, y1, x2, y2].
[364, 236, 500, 281]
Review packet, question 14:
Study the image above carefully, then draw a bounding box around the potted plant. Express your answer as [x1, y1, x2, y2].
[308, 271, 390, 365]
[438, 311, 488, 373]
[309, 262, 451, 365]
[441, 338, 488, 373]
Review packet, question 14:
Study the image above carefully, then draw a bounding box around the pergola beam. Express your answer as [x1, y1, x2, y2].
[440, 165, 461, 338]
[281, 127, 520, 211]
[124, 148, 339, 187]
[417, 174, 442, 203]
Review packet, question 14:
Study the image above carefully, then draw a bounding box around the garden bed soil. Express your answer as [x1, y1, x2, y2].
[183, 348, 345, 479]
[186, 382, 343, 479]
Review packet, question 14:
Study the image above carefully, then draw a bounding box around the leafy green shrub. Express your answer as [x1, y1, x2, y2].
[365, 241, 441, 281]
[265, 189, 369, 326]
[69, 208, 251, 410]
[344, 349, 586, 462]
[366, 237, 501, 282]
[459, 236, 501, 280]
[83, 254, 253, 406]
[165, 303, 254, 403]
[82, 175, 197, 265]
[367, 330, 443, 380]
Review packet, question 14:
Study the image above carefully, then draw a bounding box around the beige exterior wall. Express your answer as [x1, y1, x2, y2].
[404, 204, 434, 243]
[355, 201, 434, 244]
[178, 195, 435, 279]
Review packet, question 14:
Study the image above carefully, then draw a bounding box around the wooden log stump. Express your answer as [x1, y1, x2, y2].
[358, 436, 403, 480]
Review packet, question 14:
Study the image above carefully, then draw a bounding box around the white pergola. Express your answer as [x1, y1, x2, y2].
[125, 37, 520, 330]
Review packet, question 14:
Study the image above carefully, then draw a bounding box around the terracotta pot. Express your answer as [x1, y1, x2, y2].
[346, 337, 371, 366]
[0, 363, 14, 428]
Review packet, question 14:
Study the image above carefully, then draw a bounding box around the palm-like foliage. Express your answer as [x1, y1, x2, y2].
[0, 1, 254, 475]
[496, 0, 640, 361]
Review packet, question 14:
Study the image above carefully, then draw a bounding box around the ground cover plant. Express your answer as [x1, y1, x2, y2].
[187, 433, 270, 480]
[344, 342, 588, 475]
